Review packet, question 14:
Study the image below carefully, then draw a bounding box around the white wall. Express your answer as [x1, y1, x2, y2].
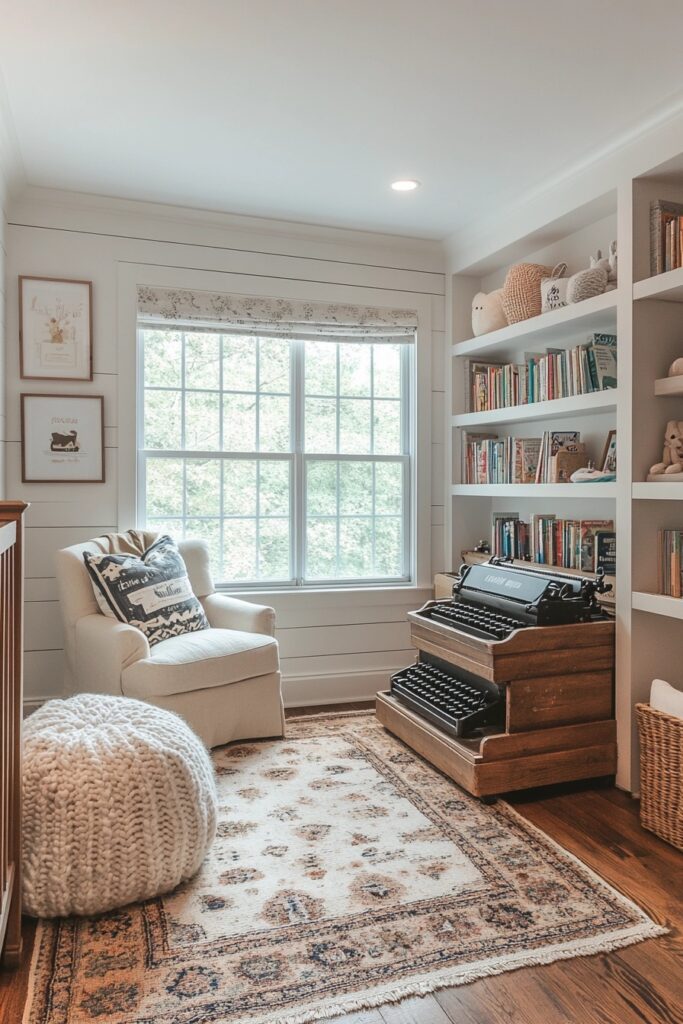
[4, 189, 445, 707]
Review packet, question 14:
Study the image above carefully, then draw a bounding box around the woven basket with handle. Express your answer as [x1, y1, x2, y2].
[501, 262, 553, 324]
[636, 702, 683, 851]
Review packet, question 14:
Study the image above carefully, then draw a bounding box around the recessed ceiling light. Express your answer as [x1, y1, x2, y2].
[391, 179, 421, 192]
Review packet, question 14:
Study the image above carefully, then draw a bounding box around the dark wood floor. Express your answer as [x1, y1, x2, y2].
[2, 704, 682, 1024]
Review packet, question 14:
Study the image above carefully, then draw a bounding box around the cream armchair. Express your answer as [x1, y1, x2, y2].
[55, 536, 285, 748]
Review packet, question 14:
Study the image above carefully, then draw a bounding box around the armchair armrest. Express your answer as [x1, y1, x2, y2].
[75, 614, 150, 694]
[202, 593, 276, 637]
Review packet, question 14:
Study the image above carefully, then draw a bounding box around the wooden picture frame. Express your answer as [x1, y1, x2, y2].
[19, 276, 93, 381]
[21, 394, 105, 483]
[601, 429, 617, 474]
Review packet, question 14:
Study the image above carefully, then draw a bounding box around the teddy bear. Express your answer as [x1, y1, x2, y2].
[650, 420, 683, 476]
[471, 289, 507, 336]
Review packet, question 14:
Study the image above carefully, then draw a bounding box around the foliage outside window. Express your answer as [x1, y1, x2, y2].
[139, 327, 412, 587]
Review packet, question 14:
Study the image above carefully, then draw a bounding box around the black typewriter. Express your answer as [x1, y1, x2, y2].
[422, 557, 612, 641]
[390, 656, 502, 739]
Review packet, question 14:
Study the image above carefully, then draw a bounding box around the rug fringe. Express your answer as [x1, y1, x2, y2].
[261, 920, 667, 1024]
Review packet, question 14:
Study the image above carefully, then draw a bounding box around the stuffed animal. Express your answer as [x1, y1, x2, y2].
[566, 242, 617, 303]
[650, 420, 683, 476]
[471, 289, 507, 336]
[668, 357, 683, 377]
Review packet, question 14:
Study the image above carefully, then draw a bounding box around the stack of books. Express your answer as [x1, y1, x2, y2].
[650, 199, 683, 276]
[491, 513, 616, 574]
[462, 430, 586, 485]
[658, 529, 683, 597]
[465, 334, 617, 412]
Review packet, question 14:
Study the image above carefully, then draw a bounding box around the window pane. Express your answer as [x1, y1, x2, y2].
[143, 330, 182, 388]
[258, 395, 291, 452]
[373, 400, 401, 454]
[186, 459, 220, 516]
[185, 518, 221, 570]
[223, 336, 256, 391]
[339, 461, 372, 515]
[147, 518, 184, 544]
[305, 398, 337, 453]
[259, 339, 290, 394]
[339, 518, 373, 578]
[144, 389, 181, 449]
[339, 399, 371, 454]
[223, 460, 257, 516]
[373, 344, 401, 398]
[306, 460, 337, 516]
[306, 518, 337, 579]
[374, 516, 403, 576]
[305, 341, 337, 396]
[258, 518, 290, 580]
[375, 462, 403, 514]
[339, 343, 371, 397]
[185, 333, 220, 390]
[223, 393, 256, 451]
[260, 461, 290, 516]
[185, 391, 220, 450]
[146, 458, 183, 517]
[223, 518, 257, 580]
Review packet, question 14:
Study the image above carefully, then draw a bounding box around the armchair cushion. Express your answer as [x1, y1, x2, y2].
[201, 592, 276, 636]
[83, 535, 209, 647]
[121, 627, 278, 699]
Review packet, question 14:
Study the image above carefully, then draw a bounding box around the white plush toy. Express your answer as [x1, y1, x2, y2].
[471, 289, 507, 336]
[650, 420, 683, 476]
[669, 357, 683, 377]
[566, 241, 617, 304]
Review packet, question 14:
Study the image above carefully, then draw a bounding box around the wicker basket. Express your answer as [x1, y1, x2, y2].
[636, 702, 683, 850]
[501, 262, 553, 324]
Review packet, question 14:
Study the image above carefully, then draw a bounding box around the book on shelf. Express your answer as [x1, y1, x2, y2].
[658, 529, 683, 598]
[463, 334, 617, 413]
[462, 430, 590, 485]
[535, 431, 580, 484]
[490, 512, 615, 574]
[650, 199, 683, 276]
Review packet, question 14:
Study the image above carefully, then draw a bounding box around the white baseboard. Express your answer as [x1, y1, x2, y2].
[282, 668, 397, 708]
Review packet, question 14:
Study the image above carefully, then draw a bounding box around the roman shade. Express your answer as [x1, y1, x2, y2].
[137, 285, 417, 343]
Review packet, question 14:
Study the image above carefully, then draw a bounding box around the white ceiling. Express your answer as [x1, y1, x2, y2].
[2, 0, 683, 239]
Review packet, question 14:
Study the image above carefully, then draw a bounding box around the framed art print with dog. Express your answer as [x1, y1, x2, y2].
[21, 394, 105, 482]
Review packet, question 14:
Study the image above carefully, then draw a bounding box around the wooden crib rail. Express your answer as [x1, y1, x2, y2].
[0, 502, 28, 968]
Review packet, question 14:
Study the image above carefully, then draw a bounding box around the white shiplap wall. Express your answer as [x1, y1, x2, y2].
[5, 189, 446, 707]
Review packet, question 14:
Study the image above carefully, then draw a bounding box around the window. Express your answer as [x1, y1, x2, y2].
[138, 327, 412, 587]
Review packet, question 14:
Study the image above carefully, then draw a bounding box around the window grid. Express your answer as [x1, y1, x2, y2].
[139, 328, 411, 588]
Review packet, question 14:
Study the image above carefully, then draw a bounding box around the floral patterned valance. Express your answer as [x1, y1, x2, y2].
[137, 286, 417, 343]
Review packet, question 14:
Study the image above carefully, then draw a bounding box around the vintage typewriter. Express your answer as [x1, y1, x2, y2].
[420, 556, 612, 641]
[390, 656, 502, 739]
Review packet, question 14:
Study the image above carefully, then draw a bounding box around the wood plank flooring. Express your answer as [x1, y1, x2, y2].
[2, 704, 681, 1023]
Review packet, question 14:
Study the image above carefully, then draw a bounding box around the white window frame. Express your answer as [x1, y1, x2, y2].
[136, 327, 414, 589]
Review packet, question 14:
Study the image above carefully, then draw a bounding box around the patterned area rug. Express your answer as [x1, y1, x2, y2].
[24, 711, 665, 1024]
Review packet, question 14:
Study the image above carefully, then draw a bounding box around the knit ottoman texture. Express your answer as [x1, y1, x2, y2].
[22, 694, 217, 918]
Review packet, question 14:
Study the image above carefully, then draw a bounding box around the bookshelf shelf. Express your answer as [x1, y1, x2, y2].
[452, 389, 617, 428]
[633, 266, 683, 303]
[632, 482, 683, 500]
[654, 375, 683, 396]
[451, 291, 618, 361]
[632, 591, 683, 619]
[451, 483, 617, 499]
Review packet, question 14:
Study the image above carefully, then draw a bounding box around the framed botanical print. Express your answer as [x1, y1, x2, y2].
[21, 394, 105, 483]
[19, 276, 93, 381]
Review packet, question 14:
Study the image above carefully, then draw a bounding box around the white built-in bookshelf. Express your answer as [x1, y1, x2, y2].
[444, 150, 683, 793]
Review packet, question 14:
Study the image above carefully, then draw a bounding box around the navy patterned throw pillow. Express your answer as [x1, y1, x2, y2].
[83, 535, 209, 647]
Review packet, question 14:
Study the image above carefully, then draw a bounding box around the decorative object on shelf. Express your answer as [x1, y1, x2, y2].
[20, 393, 105, 483]
[501, 262, 553, 324]
[471, 288, 507, 336]
[570, 463, 616, 484]
[551, 443, 588, 483]
[650, 199, 683, 276]
[473, 538, 491, 554]
[566, 244, 617, 304]
[668, 357, 683, 377]
[540, 262, 569, 312]
[649, 420, 683, 479]
[601, 428, 617, 474]
[637, 697, 683, 851]
[19, 276, 93, 381]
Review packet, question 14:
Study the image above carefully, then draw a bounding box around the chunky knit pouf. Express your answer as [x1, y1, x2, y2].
[22, 694, 217, 918]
